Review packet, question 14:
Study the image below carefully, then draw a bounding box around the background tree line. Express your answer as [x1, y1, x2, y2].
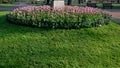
[0, 0, 73, 5]
[0, 0, 120, 4]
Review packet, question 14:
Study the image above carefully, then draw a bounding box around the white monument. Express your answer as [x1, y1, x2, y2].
[52, 0, 65, 8]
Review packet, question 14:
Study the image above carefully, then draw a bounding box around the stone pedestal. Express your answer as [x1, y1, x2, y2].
[52, 0, 65, 8]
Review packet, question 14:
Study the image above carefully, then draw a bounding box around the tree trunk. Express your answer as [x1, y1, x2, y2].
[118, 0, 120, 3]
[78, 0, 81, 4]
[67, 0, 72, 5]
[46, 0, 50, 5]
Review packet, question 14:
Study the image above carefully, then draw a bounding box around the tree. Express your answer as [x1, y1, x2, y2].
[0, 0, 2, 3]
[78, 0, 81, 4]
[46, 0, 50, 5]
[67, 0, 72, 5]
[117, 0, 120, 3]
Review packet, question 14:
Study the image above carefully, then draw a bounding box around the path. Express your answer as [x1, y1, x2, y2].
[0, 6, 19, 11]
[0, 2, 28, 11]
[104, 9, 120, 24]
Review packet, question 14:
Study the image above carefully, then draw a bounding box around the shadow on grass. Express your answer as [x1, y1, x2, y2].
[0, 14, 54, 38]
[0, 12, 118, 40]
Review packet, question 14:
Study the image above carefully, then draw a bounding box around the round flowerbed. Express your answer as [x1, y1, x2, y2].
[7, 6, 111, 29]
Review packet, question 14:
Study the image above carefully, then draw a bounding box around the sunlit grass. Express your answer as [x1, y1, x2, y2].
[0, 4, 18, 7]
[0, 11, 120, 68]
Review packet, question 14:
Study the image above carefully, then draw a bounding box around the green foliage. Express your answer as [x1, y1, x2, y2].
[0, 0, 14, 3]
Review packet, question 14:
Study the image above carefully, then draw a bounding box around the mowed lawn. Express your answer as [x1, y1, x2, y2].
[73, 4, 120, 9]
[0, 4, 18, 7]
[0, 11, 120, 68]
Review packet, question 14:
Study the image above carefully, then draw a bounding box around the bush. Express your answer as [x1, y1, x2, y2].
[7, 6, 111, 29]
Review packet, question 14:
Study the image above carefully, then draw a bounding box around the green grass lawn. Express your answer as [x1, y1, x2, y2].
[112, 4, 120, 8]
[0, 4, 18, 7]
[73, 4, 120, 9]
[0, 11, 120, 68]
